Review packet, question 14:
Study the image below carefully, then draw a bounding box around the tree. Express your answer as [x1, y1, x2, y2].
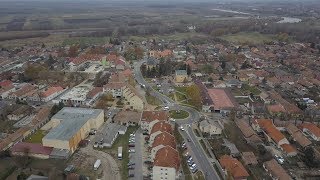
[241, 61, 252, 69]
[221, 61, 226, 69]
[303, 147, 318, 168]
[141, 64, 147, 77]
[201, 64, 213, 74]
[68, 45, 79, 57]
[208, 77, 213, 82]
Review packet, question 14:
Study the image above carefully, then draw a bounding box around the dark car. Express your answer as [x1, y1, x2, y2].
[128, 144, 135, 147]
[128, 174, 134, 177]
[143, 132, 149, 135]
[144, 160, 152, 164]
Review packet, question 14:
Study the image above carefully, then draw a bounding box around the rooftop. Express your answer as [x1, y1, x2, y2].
[11, 142, 53, 155]
[241, 152, 258, 165]
[175, 70, 187, 76]
[219, 155, 249, 179]
[150, 121, 172, 135]
[263, 159, 291, 180]
[154, 146, 180, 171]
[152, 132, 176, 149]
[299, 123, 320, 138]
[207, 88, 237, 110]
[141, 111, 168, 123]
[43, 107, 103, 141]
[60, 85, 92, 101]
[255, 119, 286, 144]
[286, 123, 312, 148]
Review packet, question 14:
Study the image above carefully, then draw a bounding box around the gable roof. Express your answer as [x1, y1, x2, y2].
[11, 142, 53, 155]
[154, 146, 180, 171]
[286, 123, 312, 148]
[299, 123, 320, 138]
[141, 111, 168, 123]
[150, 121, 172, 135]
[263, 159, 291, 180]
[41, 86, 64, 98]
[152, 132, 176, 149]
[219, 155, 249, 179]
[255, 119, 286, 144]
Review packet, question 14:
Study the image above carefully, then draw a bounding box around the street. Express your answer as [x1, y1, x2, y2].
[133, 59, 221, 180]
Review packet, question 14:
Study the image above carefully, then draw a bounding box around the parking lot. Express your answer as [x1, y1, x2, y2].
[149, 78, 174, 95]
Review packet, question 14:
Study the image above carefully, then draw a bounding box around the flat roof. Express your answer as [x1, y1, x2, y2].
[60, 86, 92, 101]
[207, 88, 236, 110]
[43, 107, 103, 141]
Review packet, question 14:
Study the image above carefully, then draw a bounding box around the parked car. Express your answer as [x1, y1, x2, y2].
[128, 166, 134, 170]
[192, 168, 198, 174]
[129, 149, 135, 153]
[128, 144, 135, 147]
[93, 142, 98, 148]
[143, 132, 149, 135]
[144, 160, 152, 164]
[128, 174, 134, 177]
[187, 138, 191, 142]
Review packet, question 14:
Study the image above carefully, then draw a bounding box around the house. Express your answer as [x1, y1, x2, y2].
[103, 82, 125, 98]
[152, 146, 180, 180]
[149, 49, 172, 59]
[198, 119, 223, 135]
[149, 122, 173, 144]
[235, 119, 262, 143]
[280, 144, 297, 157]
[286, 123, 312, 148]
[122, 85, 144, 111]
[140, 111, 169, 131]
[175, 70, 188, 83]
[263, 159, 291, 180]
[7, 105, 33, 121]
[219, 155, 249, 180]
[41, 86, 65, 102]
[10, 142, 53, 159]
[113, 110, 141, 126]
[207, 88, 238, 114]
[0, 80, 15, 99]
[150, 132, 176, 161]
[8, 84, 36, 100]
[86, 87, 103, 106]
[299, 123, 320, 141]
[252, 119, 289, 147]
[267, 104, 286, 116]
[241, 152, 258, 166]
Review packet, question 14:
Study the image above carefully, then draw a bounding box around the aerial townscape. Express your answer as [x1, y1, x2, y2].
[0, 0, 319, 180]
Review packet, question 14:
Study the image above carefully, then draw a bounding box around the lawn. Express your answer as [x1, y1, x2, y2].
[220, 32, 276, 45]
[174, 86, 188, 94]
[25, 130, 47, 143]
[169, 110, 189, 119]
[176, 92, 187, 102]
[241, 84, 261, 95]
[146, 94, 162, 106]
[101, 126, 139, 180]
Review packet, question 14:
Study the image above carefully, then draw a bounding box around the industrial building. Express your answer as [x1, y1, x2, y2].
[42, 107, 104, 153]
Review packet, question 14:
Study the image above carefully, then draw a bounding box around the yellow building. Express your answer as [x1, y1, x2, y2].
[175, 70, 188, 83]
[42, 107, 104, 153]
[123, 85, 145, 111]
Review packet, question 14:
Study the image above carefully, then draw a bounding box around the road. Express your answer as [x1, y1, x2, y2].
[133, 59, 221, 180]
[133, 129, 143, 180]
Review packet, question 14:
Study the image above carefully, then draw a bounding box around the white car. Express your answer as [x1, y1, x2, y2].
[180, 126, 185, 131]
[163, 106, 169, 110]
[129, 149, 135, 153]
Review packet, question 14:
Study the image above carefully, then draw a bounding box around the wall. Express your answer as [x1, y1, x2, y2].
[152, 166, 176, 180]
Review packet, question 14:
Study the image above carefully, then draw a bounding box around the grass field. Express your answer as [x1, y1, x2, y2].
[25, 130, 48, 143]
[146, 94, 162, 106]
[220, 32, 276, 44]
[169, 110, 189, 119]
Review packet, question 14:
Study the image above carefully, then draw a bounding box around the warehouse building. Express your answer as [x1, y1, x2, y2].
[42, 107, 104, 153]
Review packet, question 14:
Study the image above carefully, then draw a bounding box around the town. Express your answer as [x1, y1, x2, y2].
[0, 0, 320, 180]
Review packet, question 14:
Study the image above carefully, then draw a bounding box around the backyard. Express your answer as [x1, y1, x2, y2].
[25, 130, 47, 143]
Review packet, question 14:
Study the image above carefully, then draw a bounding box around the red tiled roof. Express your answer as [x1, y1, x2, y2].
[207, 88, 235, 110]
[280, 144, 297, 154]
[256, 119, 286, 144]
[10, 84, 35, 97]
[219, 155, 249, 179]
[41, 86, 64, 98]
[141, 111, 168, 123]
[11, 142, 53, 155]
[267, 104, 286, 113]
[299, 123, 320, 138]
[0, 80, 13, 87]
[150, 121, 172, 135]
[152, 132, 176, 149]
[121, 69, 132, 77]
[264, 159, 291, 180]
[86, 87, 103, 99]
[154, 146, 180, 170]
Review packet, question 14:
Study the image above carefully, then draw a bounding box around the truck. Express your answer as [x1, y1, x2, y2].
[94, 159, 101, 170]
[118, 146, 123, 160]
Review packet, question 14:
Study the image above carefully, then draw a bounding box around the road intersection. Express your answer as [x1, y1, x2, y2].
[133, 59, 221, 180]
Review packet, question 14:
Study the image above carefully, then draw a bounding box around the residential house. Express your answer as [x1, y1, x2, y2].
[263, 159, 291, 180]
[198, 119, 223, 135]
[175, 70, 188, 83]
[235, 119, 262, 144]
[252, 119, 289, 147]
[226, 79, 242, 88]
[8, 84, 36, 100]
[41, 86, 65, 102]
[286, 123, 312, 148]
[149, 121, 173, 144]
[7, 105, 33, 121]
[11, 142, 53, 159]
[150, 132, 176, 161]
[86, 87, 103, 106]
[145, 58, 159, 68]
[122, 85, 144, 111]
[219, 155, 249, 180]
[152, 146, 180, 180]
[299, 123, 320, 141]
[241, 152, 258, 166]
[140, 111, 169, 131]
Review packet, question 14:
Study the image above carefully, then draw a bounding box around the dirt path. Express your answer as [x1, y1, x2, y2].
[79, 145, 121, 180]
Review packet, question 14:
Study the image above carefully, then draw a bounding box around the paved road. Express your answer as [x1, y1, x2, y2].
[133, 59, 221, 180]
